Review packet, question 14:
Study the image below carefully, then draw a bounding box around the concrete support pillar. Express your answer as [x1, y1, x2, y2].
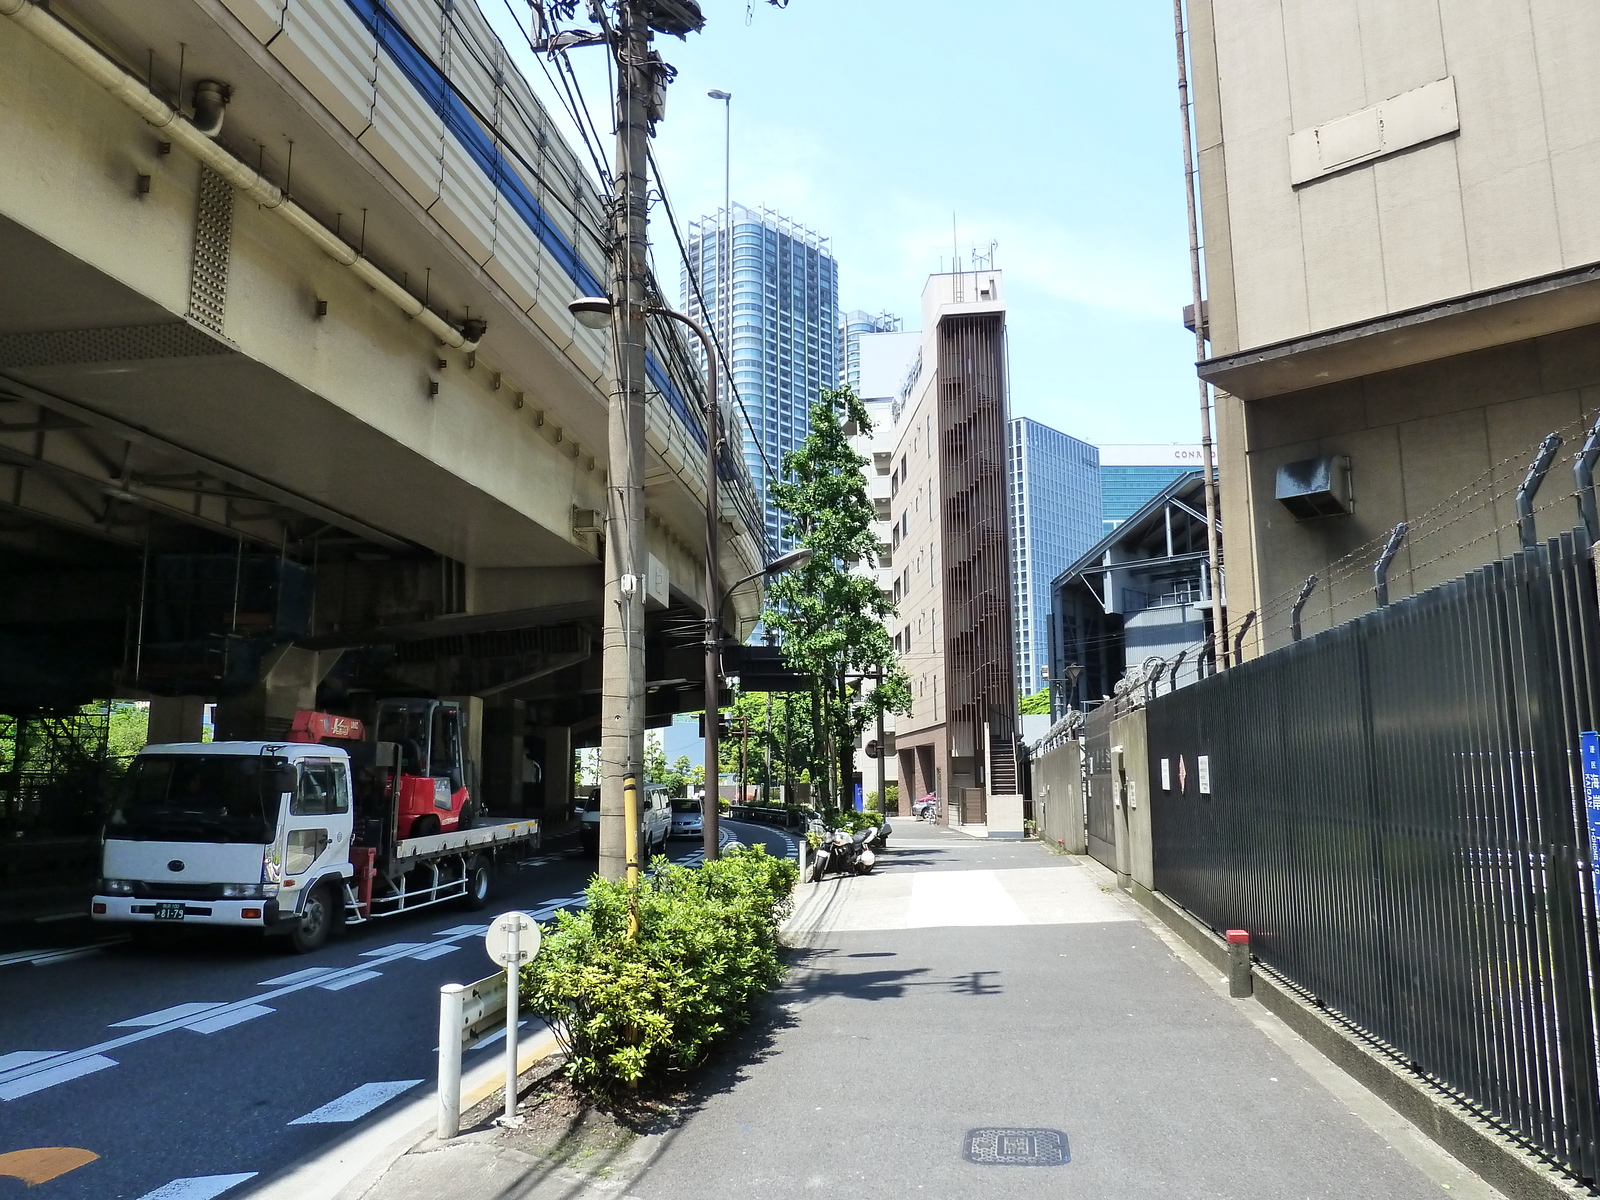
[443, 695, 484, 803]
[213, 646, 334, 741]
[533, 725, 573, 826]
[147, 696, 207, 746]
[480, 699, 526, 816]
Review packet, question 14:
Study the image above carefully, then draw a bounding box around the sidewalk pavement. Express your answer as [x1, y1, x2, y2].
[349, 826, 1506, 1200]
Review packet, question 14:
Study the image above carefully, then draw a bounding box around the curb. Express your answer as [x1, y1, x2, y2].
[1130, 881, 1594, 1200]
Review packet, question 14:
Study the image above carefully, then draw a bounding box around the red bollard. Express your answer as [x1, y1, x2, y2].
[1225, 929, 1253, 998]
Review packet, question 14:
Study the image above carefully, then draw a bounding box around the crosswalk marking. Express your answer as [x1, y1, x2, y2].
[112, 1002, 223, 1028]
[409, 943, 460, 961]
[317, 970, 381, 991]
[0, 1054, 117, 1101]
[287, 1079, 422, 1125]
[431, 924, 489, 938]
[360, 943, 427, 957]
[135, 1172, 257, 1200]
[186, 1005, 274, 1034]
[0, 1051, 58, 1072]
[258, 967, 335, 986]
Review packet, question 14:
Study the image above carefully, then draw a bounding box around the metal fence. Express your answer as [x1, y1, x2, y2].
[1146, 530, 1600, 1184]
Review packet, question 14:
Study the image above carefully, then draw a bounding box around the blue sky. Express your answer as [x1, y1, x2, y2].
[488, 0, 1200, 447]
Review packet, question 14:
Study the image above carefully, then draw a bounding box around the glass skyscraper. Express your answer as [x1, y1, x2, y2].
[1097, 445, 1205, 533]
[839, 310, 901, 392]
[1008, 418, 1102, 695]
[683, 205, 840, 552]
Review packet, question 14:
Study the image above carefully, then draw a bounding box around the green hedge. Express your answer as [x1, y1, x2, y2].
[521, 845, 797, 1093]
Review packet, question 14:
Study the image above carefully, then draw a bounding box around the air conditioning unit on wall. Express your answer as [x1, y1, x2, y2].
[1275, 455, 1352, 520]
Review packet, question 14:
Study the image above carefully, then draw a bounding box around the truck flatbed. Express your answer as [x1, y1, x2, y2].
[390, 818, 540, 865]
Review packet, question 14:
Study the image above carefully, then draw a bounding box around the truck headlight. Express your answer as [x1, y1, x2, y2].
[220, 883, 280, 899]
[100, 879, 135, 895]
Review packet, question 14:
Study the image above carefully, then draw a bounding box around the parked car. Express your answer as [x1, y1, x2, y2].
[670, 797, 704, 839]
[580, 784, 671, 856]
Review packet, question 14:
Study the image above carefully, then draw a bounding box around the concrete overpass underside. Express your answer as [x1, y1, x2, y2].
[0, 0, 765, 858]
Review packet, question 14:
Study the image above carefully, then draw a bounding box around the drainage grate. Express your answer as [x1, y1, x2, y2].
[963, 1127, 1069, 1166]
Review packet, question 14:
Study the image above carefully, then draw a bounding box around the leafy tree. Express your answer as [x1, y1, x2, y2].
[1018, 688, 1051, 716]
[714, 689, 815, 799]
[765, 386, 911, 807]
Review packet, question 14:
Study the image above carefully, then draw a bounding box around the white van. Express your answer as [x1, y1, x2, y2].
[580, 784, 670, 857]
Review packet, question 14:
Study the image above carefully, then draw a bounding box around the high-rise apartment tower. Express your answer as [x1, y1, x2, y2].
[840, 310, 901, 393]
[683, 205, 840, 552]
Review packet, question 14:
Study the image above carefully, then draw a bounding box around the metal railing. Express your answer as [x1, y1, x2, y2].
[1146, 528, 1600, 1184]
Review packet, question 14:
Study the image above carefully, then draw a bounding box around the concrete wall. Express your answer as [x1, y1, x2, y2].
[1030, 739, 1086, 854]
[1243, 327, 1600, 651]
[1196, 0, 1600, 358]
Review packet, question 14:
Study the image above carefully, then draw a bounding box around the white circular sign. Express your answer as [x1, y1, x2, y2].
[485, 910, 540, 967]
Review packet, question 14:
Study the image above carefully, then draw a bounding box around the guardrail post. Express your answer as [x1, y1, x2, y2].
[437, 983, 465, 1140]
[1225, 929, 1252, 998]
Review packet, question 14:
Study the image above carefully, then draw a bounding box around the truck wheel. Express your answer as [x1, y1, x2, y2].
[288, 883, 335, 954]
[462, 855, 492, 911]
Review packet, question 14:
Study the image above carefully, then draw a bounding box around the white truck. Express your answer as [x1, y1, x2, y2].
[91, 709, 540, 952]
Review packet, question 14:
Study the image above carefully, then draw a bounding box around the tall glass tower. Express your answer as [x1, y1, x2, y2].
[683, 205, 840, 552]
[1008, 418, 1102, 695]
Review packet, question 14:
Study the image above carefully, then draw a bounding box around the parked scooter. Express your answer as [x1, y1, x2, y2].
[809, 826, 878, 882]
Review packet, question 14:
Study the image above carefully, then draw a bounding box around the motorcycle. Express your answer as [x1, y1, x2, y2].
[809, 825, 878, 882]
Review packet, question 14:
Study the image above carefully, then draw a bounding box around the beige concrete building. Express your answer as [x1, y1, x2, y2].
[1187, 0, 1600, 654]
[890, 271, 1021, 834]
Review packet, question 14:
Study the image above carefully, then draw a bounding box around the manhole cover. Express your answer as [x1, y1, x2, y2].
[963, 1128, 1070, 1166]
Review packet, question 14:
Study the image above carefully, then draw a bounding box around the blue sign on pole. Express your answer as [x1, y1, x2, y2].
[1581, 731, 1600, 912]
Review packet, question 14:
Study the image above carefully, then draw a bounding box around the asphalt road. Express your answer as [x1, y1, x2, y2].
[0, 820, 797, 1200]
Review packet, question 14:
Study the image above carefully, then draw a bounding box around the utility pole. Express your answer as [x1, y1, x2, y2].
[875, 666, 887, 815]
[597, 1, 653, 882]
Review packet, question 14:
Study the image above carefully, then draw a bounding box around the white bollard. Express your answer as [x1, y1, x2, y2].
[437, 983, 465, 1140]
[503, 923, 520, 1125]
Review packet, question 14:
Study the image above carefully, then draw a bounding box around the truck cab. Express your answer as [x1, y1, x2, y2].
[94, 740, 355, 952]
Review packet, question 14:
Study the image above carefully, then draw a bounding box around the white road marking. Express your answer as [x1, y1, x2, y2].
[259, 967, 336, 986]
[186, 1004, 274, 1034]
[0, 1053, 117, 1100]
[408, 943, 459, 961]
[135, 1172, 257, 1200]
[287, 1079, 422, 1125]
[112, 1002, 223, 1028]
[318, 970, 382, 991]
[360, 943, 427, 957]
[0, 945, 105, 967]
[0, 1050, 59, 1071]
[431, 924, 489, 937]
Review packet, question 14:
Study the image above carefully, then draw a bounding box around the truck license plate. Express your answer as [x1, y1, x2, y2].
[153, 902, 186, 921]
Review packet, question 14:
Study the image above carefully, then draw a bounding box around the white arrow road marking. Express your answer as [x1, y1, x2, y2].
[258, 967, 336, 986]
[135, 1172, 257, 1200]
[0, 1054, 117, 1100]
[112, 1003, 224, 1028]
[408, 943, 459, 960]
[359, 943, 427, 957]
[186, 1005, 274, 1034]
[287, 1079, 422, 1125]
[317, 970, 381, 992]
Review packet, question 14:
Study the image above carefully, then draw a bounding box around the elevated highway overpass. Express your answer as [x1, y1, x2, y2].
[0, 0, 767, 835]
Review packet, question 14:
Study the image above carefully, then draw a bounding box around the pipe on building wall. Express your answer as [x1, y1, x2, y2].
[1374, 523, 1408, 607]
[1172, 0, 1229, 670]
[0, 0, 481, 352]
[1576, 416, 1600, 542]
[1516, 432, 1564, 550]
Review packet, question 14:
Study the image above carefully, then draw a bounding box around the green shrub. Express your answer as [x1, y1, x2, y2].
[522, 845, 797, 1094]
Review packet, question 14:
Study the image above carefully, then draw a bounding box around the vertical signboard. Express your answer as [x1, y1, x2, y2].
[1582, 732, 1600, 914]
